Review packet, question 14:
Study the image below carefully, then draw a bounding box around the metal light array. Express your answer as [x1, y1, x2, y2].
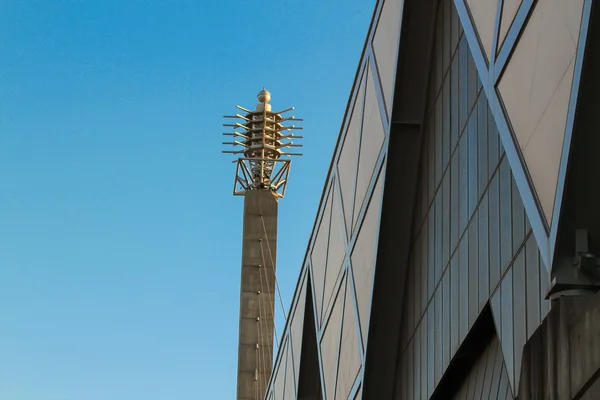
[222, 89, 303, 198]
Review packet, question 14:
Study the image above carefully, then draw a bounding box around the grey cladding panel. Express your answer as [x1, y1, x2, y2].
[468, 212, 479, 326]
[421, 319, 428, 398]
[435, 3, 443, 93]
[500, 269, 515, 388]
[488, 173, 501, 292]
[511, 176, 525, 254]
[428, 306, 435, 396]
[321, 281, 344, 400]
[443, 76, 451, 172]
[499, 158, 513, 273]
[467, 111, 478, 218]
[452, 336, 514, 400]
[428, 213, 436, 299]
[450, 143, 460, 251]
[371, 0, 402, 112]
[435, 92, 443, 188]
[435, 192, 443, 286]
[337, 73, 365, 237]
[352, 168, 385, 346]
[459, 132, 469, 235]
[311, 189, 333, 324]
[477, 94, 489, 199]
[443, 0, 452, 72]
[459, 236, 469, 342]
[421, 222, 429, 317]
[414, 319, 422, 400]
[322, 186, 346, 323]
[435, 284, 443, 385]
[450, 0, 460, 54]
[442, 270, 451, 371]
[407, 339, 414, 398]
[467, 50, 479, 117]
[487, 102, 500, 179]
[478, 193, 490, 309]
[419, 145, 429, 228]
[442, 164, 451, 269]
[413, 234, 422, 330]
[450, 55, 460, 151]
[428, 120, 436, 205]
[421, 134, 430, 222]
[335, 278, 361, 400]
[459, 37, 469, 134]
[353, 63, 384, 227]
[406, 255, 415, 339]
[512, 249, 527, 392]
[450, 254, 460, 355]
[525, 234, 541, 339]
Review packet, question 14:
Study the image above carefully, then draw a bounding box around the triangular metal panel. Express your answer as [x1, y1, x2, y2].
[371, 0, 403, 117]
[322, 179, 349, 326]
[497, 0, 523, 51]
[337, 71, 366, 238]
[497, 0, 584, 223]
[452, 336, 515, 399]
[283, 342, 296, 399]
[273, 337, 288, 400]
[353, 61, 386, 229]
[290, 276, 308, 396]
[465, 0, 499, 61]
[354, 387, 363, 400]
[300, 270, 328, 400]
[335, 277, 362, 400]
[489, 268, 516, 393]
[311, 186, 333, 326]
[320, 276, 346, 400]
[453, 0, 594, 273]
[350, 166, 386, 347]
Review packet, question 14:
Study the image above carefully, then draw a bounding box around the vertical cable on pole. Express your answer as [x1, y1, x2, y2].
[260, 214, 288, 321]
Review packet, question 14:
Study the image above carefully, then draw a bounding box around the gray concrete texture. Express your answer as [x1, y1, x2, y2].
[237, 190, 278, 400]
[519, 292, 600, 400]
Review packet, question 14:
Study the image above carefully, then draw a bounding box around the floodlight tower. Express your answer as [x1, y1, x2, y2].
[223, 89, 303, 400]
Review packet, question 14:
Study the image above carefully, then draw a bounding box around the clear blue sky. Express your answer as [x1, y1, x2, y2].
[0, 1, 375, 399]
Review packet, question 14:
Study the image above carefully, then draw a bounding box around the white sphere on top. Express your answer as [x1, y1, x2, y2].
[257, 89, 271, 103]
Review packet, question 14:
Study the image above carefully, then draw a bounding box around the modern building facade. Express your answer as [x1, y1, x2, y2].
[260, 0, 600, 399]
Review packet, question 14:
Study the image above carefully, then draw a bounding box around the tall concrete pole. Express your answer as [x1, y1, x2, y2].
[223, 90, 303, 400]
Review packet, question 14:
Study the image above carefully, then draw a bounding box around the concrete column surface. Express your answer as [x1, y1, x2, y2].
[236, 190, 278, 400]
